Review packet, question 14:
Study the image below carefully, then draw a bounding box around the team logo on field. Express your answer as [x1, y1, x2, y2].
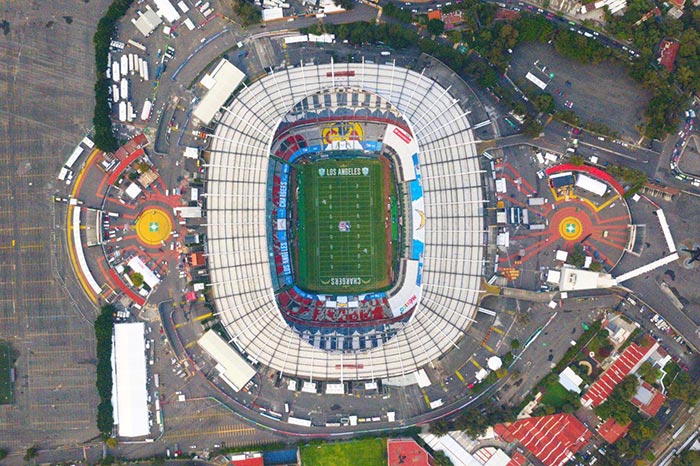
[318, 168, 326, 176]
[338, 221, 351, 232]
[362, 167, 369, 176]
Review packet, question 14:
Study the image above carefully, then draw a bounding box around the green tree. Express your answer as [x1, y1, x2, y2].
[674, 450, 700, 465]
[533, 93, 555, 113]
[433, 450, 454, 466]
[335, 0, 354, 9]
[570, 154, 585, 166]
[567, 243, 586, 268]
[427, 19, 445, 36]
[0, 448, 8, 460]
[130, 272, 144, 288]
[24, 445, 38, 462]
[522, 115, 543, 138]
[638, 362, 661, 384]
[510, 338, 520, 350]
[429, 419, 451, 437]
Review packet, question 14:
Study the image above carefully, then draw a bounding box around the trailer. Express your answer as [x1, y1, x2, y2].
[118, 101, 127, 122]
[177, 0, 190, 12]
[111, 61, 120, 82]
[202, 7, 213, 16]
[141, 100, 153, 121]
[527, 197, 546, 206]
[120, 55, 128, 77]
[127, 101, 136, 121]
[110, 40, 125, 51]
[127, 39, 147, 52]
[142, 61, 149, 81]
[112, 84, 120, 101]
[65, 146, 84, 169]
[120, 78, 129, 101]
[82, 137, 95, 149]
[199, 2, 210, 12]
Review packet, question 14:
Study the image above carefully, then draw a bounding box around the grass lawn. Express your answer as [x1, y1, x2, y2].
[296, 158, 389, 294]
[540, 379, 570, 408]
[0, 342, 14, 404]
[300, 438, 387, 466]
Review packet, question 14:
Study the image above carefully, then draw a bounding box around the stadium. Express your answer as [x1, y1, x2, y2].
[205, 61, 486, 381]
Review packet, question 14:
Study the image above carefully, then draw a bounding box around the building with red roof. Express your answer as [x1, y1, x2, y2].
[581, 340, 658, 408]
[427, 10, 442, 21]
[658, 38, 680, 72]
[494, 8, 520, 21]
[597, 418, 631, 444]
[230, 453, 264, 466]
[443, 11, 464, 30]
[507, 451, 528, 466]
[494, 414, 592, 466]
[631, 381, 666, 417]
[387, 438, 433, 466]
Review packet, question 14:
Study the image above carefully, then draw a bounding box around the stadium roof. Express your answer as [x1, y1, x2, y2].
[205, 61, 484, 380]
[198, 330, 256, 392]
[193, 59, 246, 125]
[581, 339, 658, 408]
[112, 323, 149, 437]
[494, 414, 592, 466]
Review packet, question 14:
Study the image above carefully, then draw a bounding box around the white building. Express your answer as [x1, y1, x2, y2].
[112, 322, 149, 437]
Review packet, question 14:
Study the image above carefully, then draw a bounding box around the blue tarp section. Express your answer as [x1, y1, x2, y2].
[263, 449, 298, 465]
[409, 180, 423, 201]
[411, 240, 424, 261]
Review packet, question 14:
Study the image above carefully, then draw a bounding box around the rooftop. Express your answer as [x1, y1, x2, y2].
[581, 340, 658, 408]
[495, 414, 592, 466]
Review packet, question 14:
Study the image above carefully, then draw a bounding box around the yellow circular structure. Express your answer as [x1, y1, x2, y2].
[136, 208, 172, 246]
[558, 216, 583, 241]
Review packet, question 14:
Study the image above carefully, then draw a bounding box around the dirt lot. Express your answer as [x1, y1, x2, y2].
[510, 42, 651, 140]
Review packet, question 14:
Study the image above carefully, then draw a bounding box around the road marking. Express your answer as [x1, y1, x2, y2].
[194, 312, 213, 321]
[455, 370, 465, 383]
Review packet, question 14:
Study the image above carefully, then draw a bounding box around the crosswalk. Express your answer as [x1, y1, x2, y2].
[163, 423, 256, 442]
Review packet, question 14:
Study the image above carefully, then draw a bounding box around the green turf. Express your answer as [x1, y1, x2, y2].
[0, 342, 14, 404]
[540, 379, 570, 408]
[296, 158, 388, 294]
[300, 438, 387, 466]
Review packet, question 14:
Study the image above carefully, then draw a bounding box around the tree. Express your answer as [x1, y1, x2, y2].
[638, 362, 661, 384]
[427, 19, 445, 36]
[335, 0, 354, 9]
[570, 154, 585, 166]
[433, 450, 454, 466]
[510, 338, 520, 350]
[0, 448, 8, 460]
[522, 115, 543, 138]
[24, 445, 38, 462]
[429, 419, 451, 437]
[130, 272, 144, 288]
[532, 93, 555, 113]
[567, 243, 586, 268]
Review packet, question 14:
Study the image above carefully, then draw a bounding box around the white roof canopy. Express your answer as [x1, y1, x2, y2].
[198, 330, 256, 391]
[112, 323, 149, 437]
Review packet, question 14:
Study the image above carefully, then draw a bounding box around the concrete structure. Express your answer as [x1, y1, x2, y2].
[132, 7, 162, 37]
[192, 59, 245, 125]
[197, 330, 256, 391]
[112, 322, 149, 437]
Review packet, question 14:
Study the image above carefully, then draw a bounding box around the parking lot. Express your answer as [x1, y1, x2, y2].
[510, 42, 650, 140]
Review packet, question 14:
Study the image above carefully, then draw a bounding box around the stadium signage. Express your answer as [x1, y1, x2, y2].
[318, 167, 369, 177]
[330, 277, 362, 286]
[398, 294, 418, 315]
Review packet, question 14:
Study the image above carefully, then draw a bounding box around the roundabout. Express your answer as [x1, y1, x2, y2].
[135, 208, 172, 247]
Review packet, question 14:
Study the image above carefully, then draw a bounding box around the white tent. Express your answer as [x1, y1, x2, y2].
[112, 322, 149, 437]
[575, 174, 607, 197]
